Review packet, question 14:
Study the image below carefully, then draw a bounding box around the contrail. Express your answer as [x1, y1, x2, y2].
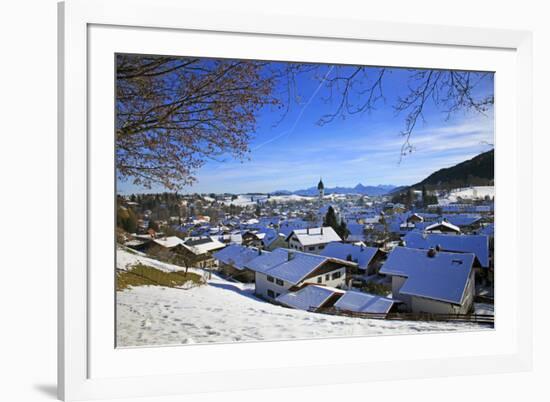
[253, 65, 334, 150]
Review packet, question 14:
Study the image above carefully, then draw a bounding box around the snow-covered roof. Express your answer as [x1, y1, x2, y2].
[152, 236, 184, 248]
[345, 222, 366, 242]
[425, 221, 461, 233]
[278, 219, 311, 237]
[182, 236, 226, 255]
[213, 244, 263, 271]
[276, 285, 343, 311]
[245, 248, 353, 285]
[443, 214, 482, 227]
[380, 247, 475, 304]
[334, 291, 394, 314]
[320, 243, 378, 270]
[408, 213, 424, 222]
[286, 226, 342, 246]
[124, 239, 150, 247]
[245, 249, 325, 284]
[403, 232, 489, 268]
[263, 228, 283, 246]
[479, 223, 494, 237]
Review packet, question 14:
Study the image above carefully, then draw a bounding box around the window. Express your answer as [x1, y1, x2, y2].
[332, 272, 342, 280]
[325, 274, 330, 281]
[267, 275, 274, 283]
[275, 279, 284, 286]
[267, 289, 275, 298]
[317, 277, 322, 284]
[308, 246, 315, 251]
[319, 245, 325, 250]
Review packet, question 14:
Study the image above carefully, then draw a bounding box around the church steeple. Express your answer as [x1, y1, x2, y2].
[317, 177, 325, 201]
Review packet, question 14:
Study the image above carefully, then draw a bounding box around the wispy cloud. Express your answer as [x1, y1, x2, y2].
[253, 66, 334, 150]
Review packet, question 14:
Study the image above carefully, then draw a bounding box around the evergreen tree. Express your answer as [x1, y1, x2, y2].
[125, 208, 138, 233]
[405, 188, 414, 209]
[323, 206, 349, 239]
[422, 185, 428, 207]
[339, 221, 350, 240]
[323, 206, 339, 228]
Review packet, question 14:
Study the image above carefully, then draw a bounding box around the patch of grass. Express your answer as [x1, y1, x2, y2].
[116, 263, 203, 291]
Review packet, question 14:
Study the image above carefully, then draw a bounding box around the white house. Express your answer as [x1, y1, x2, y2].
[380, 247, 476, 315]
[245, 248, 356, 301]
[285, 226, 342, 254]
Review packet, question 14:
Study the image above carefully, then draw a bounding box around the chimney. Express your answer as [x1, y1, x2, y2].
[258, 248, 262, 256]
[427, 248, 437, 258]
[307, 227, 310, 234]
[288, 251, 295, 261]
[360, 244, 364, 251]
[321, 227, 324, 235]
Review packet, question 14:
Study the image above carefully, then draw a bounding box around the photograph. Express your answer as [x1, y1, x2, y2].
[115, 53, 495, 347]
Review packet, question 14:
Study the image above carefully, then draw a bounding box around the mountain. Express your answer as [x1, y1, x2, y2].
[411, 149, 494, 189]
[272, 184, 398, 197]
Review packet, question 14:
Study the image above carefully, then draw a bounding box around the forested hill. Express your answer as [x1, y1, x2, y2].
[412, 149, 494, 190]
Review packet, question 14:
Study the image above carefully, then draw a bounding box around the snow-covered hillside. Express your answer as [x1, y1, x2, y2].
[116, 248, 491, 347]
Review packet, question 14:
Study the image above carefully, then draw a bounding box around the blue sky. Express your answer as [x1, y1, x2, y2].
[118, 63, 494, 195]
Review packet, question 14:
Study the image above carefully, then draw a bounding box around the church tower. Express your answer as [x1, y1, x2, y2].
[317, 178, 325, 202]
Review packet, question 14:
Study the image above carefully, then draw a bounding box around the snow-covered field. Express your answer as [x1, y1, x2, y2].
[447, 186, 495, 202]
[116, 248, 492, 347]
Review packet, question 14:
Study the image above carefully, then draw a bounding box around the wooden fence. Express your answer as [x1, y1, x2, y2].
[316, 307, 494, 324]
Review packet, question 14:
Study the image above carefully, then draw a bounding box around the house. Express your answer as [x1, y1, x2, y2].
[407, 213, 424, 224]
[245, 248, 356, 301]
[124, 238, 153, 252]
[152, 236, 185, 249]
[212, 244, 262, 282]
[131, 235, 183, 255]
[216, 232, 243, 245]
[242, 228, 287, 250]
[241, 230, 266, 248]
[443, 214, 483, 231]
[179, 236, 226, 268]
[380, 247, 476, 314]
[320, 242, 385, 275]
[333, 290, 396, 316]
[286, 226, 342, 254]
[425, 220, 461, 234]
[276, 285, 344, 312]
[403, 232, 490, 269]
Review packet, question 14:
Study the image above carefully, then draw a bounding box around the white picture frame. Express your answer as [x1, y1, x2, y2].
[58, 0, 533, 400]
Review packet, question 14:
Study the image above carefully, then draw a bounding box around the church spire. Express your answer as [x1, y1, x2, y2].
[317, 177, 324, 190]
